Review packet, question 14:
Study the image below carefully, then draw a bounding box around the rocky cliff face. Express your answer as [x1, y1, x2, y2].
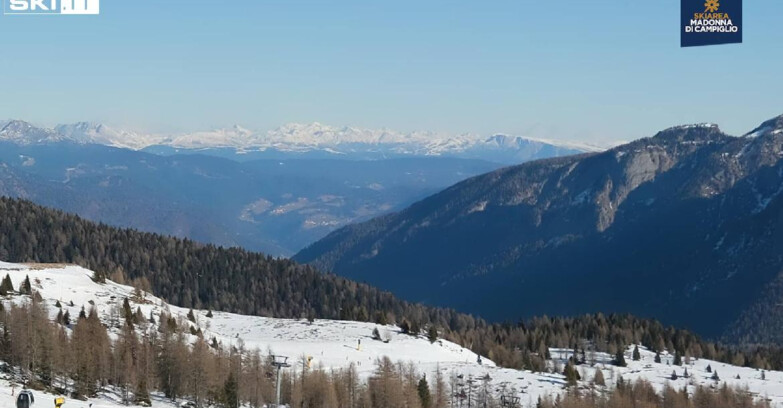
[295, 115, 783, 343]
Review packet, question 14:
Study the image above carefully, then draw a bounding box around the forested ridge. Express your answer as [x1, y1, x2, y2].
[1, 197, 782, 372]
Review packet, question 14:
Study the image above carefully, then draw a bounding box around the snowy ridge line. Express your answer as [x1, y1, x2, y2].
[0, 261, 782, 407]
[2, 120, 605, 156]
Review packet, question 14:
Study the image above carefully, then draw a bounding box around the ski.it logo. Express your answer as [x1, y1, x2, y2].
[4, 0, 99, 14]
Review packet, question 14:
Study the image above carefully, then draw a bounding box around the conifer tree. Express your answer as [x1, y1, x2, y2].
[223, 371, 239, 408]
[614, 349, 627, 367]
[573, 344, 579, 364]
[122, 298, 133, 326]
[19, 275, 32, 295]
[673, 350, 682, 366]
[563, 362, 580, 386]
[417, 376, 432, 408]
[633, 345, 641, 361]
[375, 311, 388, 325]
[399, 319, 411, 334]
[92, 269, 106, 284]
[654, 351, 661, 364]
[428, 326, 438, 343]
[0, 274, 13, 294]
[616, 375, 626, 392]
[410, 319, 421, 336]
[134, 307, 145, 325]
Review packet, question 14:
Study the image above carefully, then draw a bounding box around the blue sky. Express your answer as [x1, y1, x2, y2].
[0, 0, 779, 144]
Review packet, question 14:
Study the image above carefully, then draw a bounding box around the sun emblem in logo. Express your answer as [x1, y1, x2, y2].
[704, 0, 720, 12]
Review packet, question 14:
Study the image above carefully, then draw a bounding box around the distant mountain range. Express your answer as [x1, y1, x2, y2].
[0, 119, 599, 255]
[295, 114, 783, 344]
[0, 138, 500, 255]
[2, 120, 603, 164]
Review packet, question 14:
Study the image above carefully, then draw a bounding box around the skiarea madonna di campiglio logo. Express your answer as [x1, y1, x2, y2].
[681, 0, 742, 47]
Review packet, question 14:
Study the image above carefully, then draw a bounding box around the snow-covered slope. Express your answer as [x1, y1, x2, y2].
[259, 123, 603, 161]
[0, 380, 179, 408]
[0, 120, 64, 145]
[54, 122, 162, 150]
[1, 120, 603, 164]
[1, 261, 781, 407]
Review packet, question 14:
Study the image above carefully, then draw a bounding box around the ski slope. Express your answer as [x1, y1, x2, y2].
[0, 261, 782, 407]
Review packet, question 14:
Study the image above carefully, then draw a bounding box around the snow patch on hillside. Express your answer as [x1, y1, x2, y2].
[1, 262, 782, 407]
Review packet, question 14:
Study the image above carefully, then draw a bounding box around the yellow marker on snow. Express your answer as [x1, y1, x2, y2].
[54, 396, 65, 408]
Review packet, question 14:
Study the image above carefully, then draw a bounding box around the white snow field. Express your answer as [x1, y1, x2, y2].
[0, 261, 782, 407]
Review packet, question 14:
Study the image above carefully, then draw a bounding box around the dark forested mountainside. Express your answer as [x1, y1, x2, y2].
[295, 115, 783, 344]
[0, 197, 414, 322]
[1, 197, 783, 371]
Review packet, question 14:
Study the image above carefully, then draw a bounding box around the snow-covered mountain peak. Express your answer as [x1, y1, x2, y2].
[744, 115, 783, 138]
[2, 118, 605, 163]
[161, 125, 258, 149]
[267, 122, 446, 146]
[0, 120, 63, 145]
[55, 121, 163, 149]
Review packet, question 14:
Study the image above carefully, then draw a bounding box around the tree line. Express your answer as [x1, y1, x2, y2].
[0, 292, 770, 408]
[535, 379, 770, 408]
[0, 197, 782, 373]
